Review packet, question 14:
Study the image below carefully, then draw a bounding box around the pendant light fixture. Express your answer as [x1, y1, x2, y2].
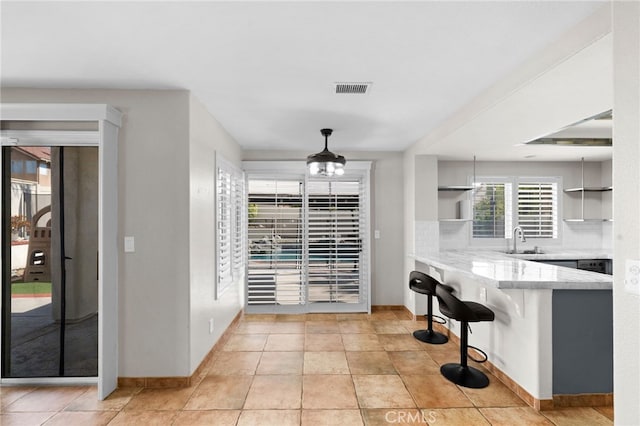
[307, 128, 346, 176]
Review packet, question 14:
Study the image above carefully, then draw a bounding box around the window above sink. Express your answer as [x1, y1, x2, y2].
[472, 176, 560, 241]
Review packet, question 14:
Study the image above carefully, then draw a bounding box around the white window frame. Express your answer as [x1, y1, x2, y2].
[517, 179, 559, 239]
[470, 177, 513, 242]
[470, 175, 562, 246]
[215, 153, 244, 299]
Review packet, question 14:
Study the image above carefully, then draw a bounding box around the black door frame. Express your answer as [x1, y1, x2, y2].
[1, 147, 11, 377]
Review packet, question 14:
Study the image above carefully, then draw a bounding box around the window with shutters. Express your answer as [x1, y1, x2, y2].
[472, 177, 559, 240]
[232, 175, 245, 275]
[244, 161, 370, 313]
[216, 155, 245, 299]
[217, 167, 232, 291]
[472, 181, 512, 239]
[247, 179, 305, 306]
[307, 180, 364, 305]
[517, 182, 558, 238]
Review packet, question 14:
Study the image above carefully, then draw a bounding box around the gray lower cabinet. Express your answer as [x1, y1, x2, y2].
[552, 289, 613, 395]
[537, 259, 578, 269]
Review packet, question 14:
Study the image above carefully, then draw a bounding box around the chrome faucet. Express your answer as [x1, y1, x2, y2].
[511, 226, 526, 254]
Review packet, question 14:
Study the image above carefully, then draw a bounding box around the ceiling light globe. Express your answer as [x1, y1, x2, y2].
[309, 162, 320, 175]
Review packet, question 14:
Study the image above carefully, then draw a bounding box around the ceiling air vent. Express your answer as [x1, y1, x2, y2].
[334, 82, 372, 94]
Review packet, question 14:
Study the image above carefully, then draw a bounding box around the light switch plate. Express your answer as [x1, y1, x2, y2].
[625, 259, 640, 295]
[374, 230, 380, 239]
[124, 236, 135, 253]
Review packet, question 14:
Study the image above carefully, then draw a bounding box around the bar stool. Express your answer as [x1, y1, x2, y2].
[435, 284, 495, 388]
[408, 271, 452, 345]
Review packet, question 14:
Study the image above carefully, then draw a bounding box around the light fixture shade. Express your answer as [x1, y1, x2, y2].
[307, 128, 346, 177]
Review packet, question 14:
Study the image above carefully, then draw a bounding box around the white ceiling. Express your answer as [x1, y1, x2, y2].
[1, 1, 608, 157]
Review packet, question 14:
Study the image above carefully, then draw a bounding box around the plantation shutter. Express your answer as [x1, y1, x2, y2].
[216, 167, 232, 292]
[307, 179, 367, 305]
[517, 182, 558, 238]
[247, 180, 304, 305]
[232, 175, 245, 276]
[472, 182, 512, 238]
[216, 155, 245, 299]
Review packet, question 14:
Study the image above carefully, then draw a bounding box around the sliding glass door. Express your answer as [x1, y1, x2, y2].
[245, 163, 370, 313]
[2, 145, 99, 378]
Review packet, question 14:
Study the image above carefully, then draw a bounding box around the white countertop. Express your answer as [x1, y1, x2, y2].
[504, 250, 612, 261]
[413, 250, 613, 290]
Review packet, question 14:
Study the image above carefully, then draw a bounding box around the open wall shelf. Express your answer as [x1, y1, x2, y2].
[563, 218, 613, 222]
[438, 156, 476, 221]
[438, 187, 473, 221]
[564, 186, 612, 193]
[563, 158, 612, 222]
[438, 185, 474, 191]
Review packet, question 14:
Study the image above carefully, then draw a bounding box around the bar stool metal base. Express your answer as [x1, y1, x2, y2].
[413, 329, 448, 345]
[440, 363, 490, 389]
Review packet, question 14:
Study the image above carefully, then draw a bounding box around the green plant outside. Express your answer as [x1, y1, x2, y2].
[11, 282, 52, 295]
[473, 183, 506, 238]
[248, 203, 258, 219]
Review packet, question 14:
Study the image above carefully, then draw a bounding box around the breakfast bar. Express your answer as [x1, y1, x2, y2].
[413, 250, 613, 407]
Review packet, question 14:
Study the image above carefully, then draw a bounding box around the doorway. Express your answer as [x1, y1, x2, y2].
[0, 103, 121, 399]
[2, 146, 99, 378]
[244, 162, 371, 314]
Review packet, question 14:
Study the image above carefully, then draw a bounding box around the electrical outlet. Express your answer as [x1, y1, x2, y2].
[209, 318, 215, 334]
[625, 260, 640, 295]
[479, 287, 487, 303]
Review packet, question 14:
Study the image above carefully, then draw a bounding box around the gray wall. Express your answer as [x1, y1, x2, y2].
[612, 2, 640, 423]
[188, 94, 243, 373]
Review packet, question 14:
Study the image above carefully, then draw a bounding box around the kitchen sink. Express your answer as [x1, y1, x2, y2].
[522, 249, 543, 255]
[501, 249, 544, 255]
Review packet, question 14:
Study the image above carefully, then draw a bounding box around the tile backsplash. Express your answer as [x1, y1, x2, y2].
[562, 220, 606, 249]
[438, 221, 470, 250]
[415, 220, 439, 257]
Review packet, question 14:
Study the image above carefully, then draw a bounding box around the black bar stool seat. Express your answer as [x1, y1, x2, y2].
[435, 284, 495, 388]
[438, 300, 495, 323]
[409, 271, 451, 345]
